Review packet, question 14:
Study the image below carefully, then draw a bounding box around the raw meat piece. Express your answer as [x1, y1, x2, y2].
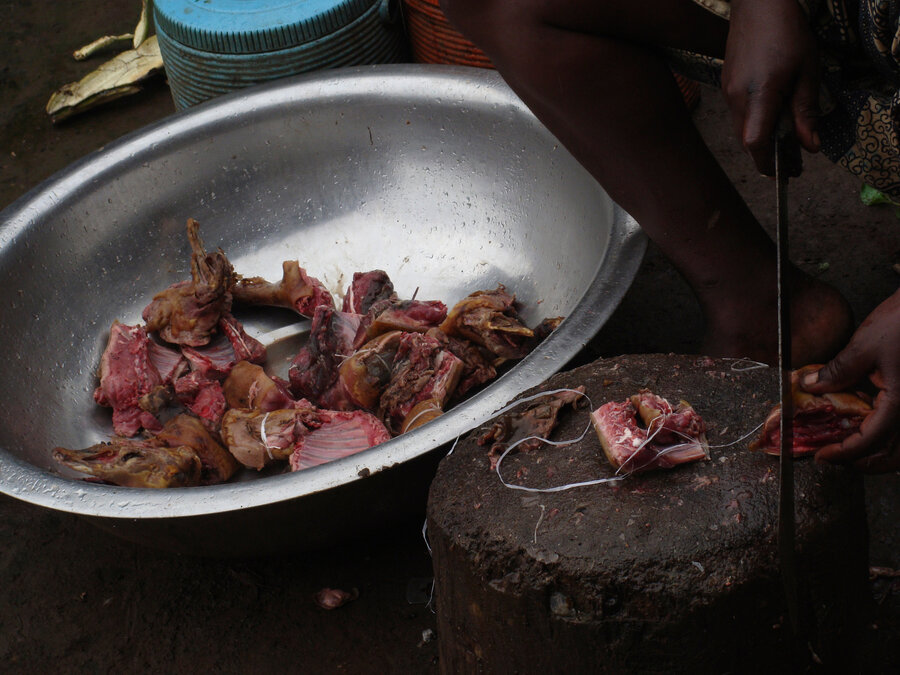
[592, 391, 709, 474]
[288, 306, 362, 410]
[439, 285, 535, 360]
[146, 340, 188, 384]
[426, 328, 497, 399]
[53, 436, 202, 488]
[154, 413, 240, 484]
[338, 331, 405, 410]
[341, 270, 396, 314]
[223, 361, 296, 412]
[93, 321, 164, 436]
[289, 409, 391, 471]
[479, 387, 586, 470]
[362, 298, 448, 340]
[218, 313, 267, 364]
[181, 313, 266, 379]
[142, 219, 235, 346]
[377, 332, 463, 435]
[750, 365, 873, 456]
[233, 260, 334, 317]
[173, 371, 226, 432]
[220, 408, 310, 470]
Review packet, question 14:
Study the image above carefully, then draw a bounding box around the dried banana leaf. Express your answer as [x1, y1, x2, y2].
[73, 33, 134, 61]
[46, 35, 163, 123]
[133, 0, 151, 49]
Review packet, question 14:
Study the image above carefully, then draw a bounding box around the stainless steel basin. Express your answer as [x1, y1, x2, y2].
[0, 65, 644, 556]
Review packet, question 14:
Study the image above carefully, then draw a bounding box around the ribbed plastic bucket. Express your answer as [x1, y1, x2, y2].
[401, 0, 701, 109]
[155, 0, 406, 109]
[402, 0, 491, 68]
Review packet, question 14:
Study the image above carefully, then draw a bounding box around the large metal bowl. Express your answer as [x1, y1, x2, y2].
[0, 65, 643, 556]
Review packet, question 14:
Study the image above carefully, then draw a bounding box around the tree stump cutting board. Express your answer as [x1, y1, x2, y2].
[426, 354, 869, 673]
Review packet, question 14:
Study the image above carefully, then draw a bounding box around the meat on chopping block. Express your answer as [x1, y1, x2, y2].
[427, 354, 869, 673]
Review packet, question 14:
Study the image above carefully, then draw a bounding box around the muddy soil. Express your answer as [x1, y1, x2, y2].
[1, 1, 897, 672]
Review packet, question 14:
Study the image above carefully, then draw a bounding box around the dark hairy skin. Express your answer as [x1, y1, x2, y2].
[441, 0, 898, 470]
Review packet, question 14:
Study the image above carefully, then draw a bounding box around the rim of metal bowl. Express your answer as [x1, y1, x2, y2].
[0, 64, 645, 520]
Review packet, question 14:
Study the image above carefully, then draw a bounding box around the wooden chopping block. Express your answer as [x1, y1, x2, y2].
[426, 354, 869, 673]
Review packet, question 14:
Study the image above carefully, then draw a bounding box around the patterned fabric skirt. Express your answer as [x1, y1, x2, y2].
[667, 0, 900, 198]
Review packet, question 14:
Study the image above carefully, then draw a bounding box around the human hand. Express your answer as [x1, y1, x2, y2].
[722, 0, 821, 175]
[801, 288, 900, 473]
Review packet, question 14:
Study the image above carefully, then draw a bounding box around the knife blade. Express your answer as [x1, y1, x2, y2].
[775, 119, 800, 637]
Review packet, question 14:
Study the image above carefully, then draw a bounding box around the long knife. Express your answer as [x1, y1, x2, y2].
[775, 119, 800, 638]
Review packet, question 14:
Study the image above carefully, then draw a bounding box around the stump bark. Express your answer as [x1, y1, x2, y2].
[427, 355, 869, 673]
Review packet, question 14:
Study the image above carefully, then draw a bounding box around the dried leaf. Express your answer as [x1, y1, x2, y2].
[46, 35, 163, 123]
[73, 34, 134, 61]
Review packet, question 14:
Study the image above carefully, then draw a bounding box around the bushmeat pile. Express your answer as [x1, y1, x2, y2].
[53, 219, 563, 488]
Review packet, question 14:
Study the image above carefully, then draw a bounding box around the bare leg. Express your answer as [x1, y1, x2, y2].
[441, 0, 853, 365]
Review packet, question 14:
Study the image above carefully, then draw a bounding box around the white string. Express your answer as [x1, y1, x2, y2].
[259, 411, 276, 461]
[723, 357, 769, 371]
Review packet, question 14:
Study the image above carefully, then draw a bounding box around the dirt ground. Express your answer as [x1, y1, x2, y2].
[1, 1, 897, 673]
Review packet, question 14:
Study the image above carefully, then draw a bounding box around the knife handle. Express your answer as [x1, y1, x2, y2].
[775, 114, 803, 177]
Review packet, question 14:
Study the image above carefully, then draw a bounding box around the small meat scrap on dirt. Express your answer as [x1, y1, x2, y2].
[749, 364, 873, 456]
[314, 587, 359, 610]
[592, 389, 709, 474]
[479, 387, 586, 470]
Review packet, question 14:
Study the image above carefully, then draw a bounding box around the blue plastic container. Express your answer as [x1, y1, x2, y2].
[154, 0, 405, 109]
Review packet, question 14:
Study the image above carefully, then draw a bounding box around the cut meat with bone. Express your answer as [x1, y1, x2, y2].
[377, 332, 463, 435]
[93, 321, 165, 437]
[362, 298, 448, 341]
[338, 330, 404, 411]
[53, 436, 202, 488]
[233, 260, 334, 317]
[750, 365, 873, 456]
[173, 371, 226, 432]
[223, 361, 296, 412]
[426, 328, 497, 399]
[180, 313, 266, 379]
[289, 409, 390, 471]
[153, 413, 240, 484]
[288, 306, 362, 410]
[440, 285, 535, 360]
[592, 391, 709, 474]
[142, 219, 235, 346]
[479, 387, 586, 471]
[341, 270, 396, 314]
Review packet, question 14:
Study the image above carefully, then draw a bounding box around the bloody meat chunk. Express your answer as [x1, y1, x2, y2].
[232, 260, 334, 317]
[341, 270, 396, 314]
[142, 219, 235, 346]
[173, 371, 226, 432]
[146, 340, 188, 384]
[289, 409, 391, 471]
[750, 365, 873, 456]
[153, 413, 240, 484]
[592, 391, 709, 474]
[288, 306, 362, 410]
[94, 321, 165, 437]
[426, 327, 498, 399]
[181, 313, 266, 379]
[53, 436, 202, 488]
[377, 332, 463, 435]
[439, 285, 536, 360]
[479, 387, 586, 470]
[361, 298, 448, 341]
